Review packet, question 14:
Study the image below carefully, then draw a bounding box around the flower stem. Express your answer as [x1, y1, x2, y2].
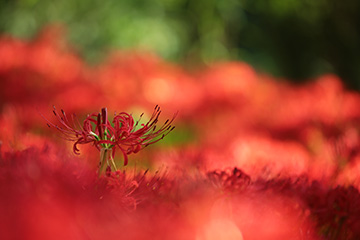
[98, 148, 117, 177]
[98, 148, 108, 177]
[110, 154, 118, 171]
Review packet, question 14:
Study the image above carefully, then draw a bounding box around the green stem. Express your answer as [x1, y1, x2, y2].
[110, 154, 118, 171]
[98, 148, 108, 177]
[98, 148, 117, 177]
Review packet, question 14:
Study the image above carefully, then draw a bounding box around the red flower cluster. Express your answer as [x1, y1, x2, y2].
[1, 26, 360, 239]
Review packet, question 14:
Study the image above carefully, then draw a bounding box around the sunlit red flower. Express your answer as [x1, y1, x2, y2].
[43, 105, 176, 173]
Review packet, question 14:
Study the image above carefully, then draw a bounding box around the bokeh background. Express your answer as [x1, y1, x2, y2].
[1, 0, 359, 89]
[2, 1, 360, 239]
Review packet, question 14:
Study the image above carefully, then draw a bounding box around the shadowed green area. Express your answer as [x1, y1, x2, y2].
[1, 0, 359, 89]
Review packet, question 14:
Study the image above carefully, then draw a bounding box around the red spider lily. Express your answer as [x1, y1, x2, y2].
[43, 105, 176, 173]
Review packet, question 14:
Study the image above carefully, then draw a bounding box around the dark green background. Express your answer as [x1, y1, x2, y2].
[1, 0, 359, 90]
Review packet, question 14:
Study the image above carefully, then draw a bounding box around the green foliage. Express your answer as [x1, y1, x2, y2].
[1, 0, 359, 89]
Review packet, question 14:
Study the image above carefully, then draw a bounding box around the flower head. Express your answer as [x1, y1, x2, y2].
[43, 105, 176, 173]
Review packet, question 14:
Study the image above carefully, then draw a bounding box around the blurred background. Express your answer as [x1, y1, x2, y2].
[0, 0, 359, 90]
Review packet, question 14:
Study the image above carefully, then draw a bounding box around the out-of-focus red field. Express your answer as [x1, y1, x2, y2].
[1, 26, 360, 240]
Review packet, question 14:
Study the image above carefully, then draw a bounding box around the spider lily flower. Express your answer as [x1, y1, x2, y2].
[43, 105, 176, 174]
